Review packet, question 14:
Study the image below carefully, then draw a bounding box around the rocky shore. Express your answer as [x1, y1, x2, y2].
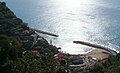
[1, 2, 120, 73]
[0, 2, 58, 54]
[0, 2, 61, 73]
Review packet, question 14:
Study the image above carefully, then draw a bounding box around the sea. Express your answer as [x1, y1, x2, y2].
[1, 0, 120, 54]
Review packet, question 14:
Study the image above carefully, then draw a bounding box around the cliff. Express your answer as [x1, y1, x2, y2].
[0, 2, 58, 73]
[0, 2, 58, 53]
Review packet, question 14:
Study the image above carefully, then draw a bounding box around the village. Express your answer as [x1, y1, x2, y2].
[16, 22, 113, 73]
[0, 2, 119, 73]
[17, 21, 115, 73]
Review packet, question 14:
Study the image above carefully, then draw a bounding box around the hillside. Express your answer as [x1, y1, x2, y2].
[0, 2, 120, 73]
[89, 53, 120, 73]
[0, 2, 59, 73]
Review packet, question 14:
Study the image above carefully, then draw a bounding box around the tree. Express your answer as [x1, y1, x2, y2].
[0, 35, 24, 73]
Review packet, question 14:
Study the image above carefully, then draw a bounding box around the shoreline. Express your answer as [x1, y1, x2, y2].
[84, 48, 110, 60]
[62, 48, 110, 60]
[1, 1, 120, 73]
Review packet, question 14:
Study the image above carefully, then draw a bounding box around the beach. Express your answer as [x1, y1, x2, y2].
[85, 48, 110, 60]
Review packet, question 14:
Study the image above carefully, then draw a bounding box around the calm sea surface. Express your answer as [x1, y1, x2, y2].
[2, 0, 120, 54]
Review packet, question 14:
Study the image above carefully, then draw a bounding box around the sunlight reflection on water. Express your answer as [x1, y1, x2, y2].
[4, 0, 120, 54]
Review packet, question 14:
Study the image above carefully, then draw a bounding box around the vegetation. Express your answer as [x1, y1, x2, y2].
[0, 2, 71, 73]
[0, 2, 58, 73]
[1, 1, 120, 73]
[89, 54, 120, 73]
[0, 35, 57, 73]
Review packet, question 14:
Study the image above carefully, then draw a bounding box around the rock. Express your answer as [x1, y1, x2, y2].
[4, 12, 15, 18]
[7, 21, 15, 27]
[0, 2, 58, 56]
[0, 17, 6, 20]
[7, 10, 13, 14]
[0, 2, 6, 6]
[11, 18, 23, 25]
[0, 3, 7, 11]
[0, 12, 3, 16]
[0, 19, 7, 24]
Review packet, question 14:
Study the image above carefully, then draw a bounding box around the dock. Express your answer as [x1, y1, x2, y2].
[30, 28, 59, 37]
[73, 41, 117, 55]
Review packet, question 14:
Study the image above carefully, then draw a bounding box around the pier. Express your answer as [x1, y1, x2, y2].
[73, 41, 117, 55]
[30, 28, 59, 37]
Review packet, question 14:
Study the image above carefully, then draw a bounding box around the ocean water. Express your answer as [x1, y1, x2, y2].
[2, 0, 120, 54]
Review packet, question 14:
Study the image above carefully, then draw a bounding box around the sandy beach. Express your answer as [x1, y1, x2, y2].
[85, 48, 110, 60]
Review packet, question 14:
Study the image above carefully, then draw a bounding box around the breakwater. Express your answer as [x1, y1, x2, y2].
[73, 41, 117, 55]
[30, 28, 59, 37]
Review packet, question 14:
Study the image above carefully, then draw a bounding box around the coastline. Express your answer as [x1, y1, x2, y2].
[85, 48, 110, 60]
[0, 1, 113, 60]
[1, 2, 120, 73]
